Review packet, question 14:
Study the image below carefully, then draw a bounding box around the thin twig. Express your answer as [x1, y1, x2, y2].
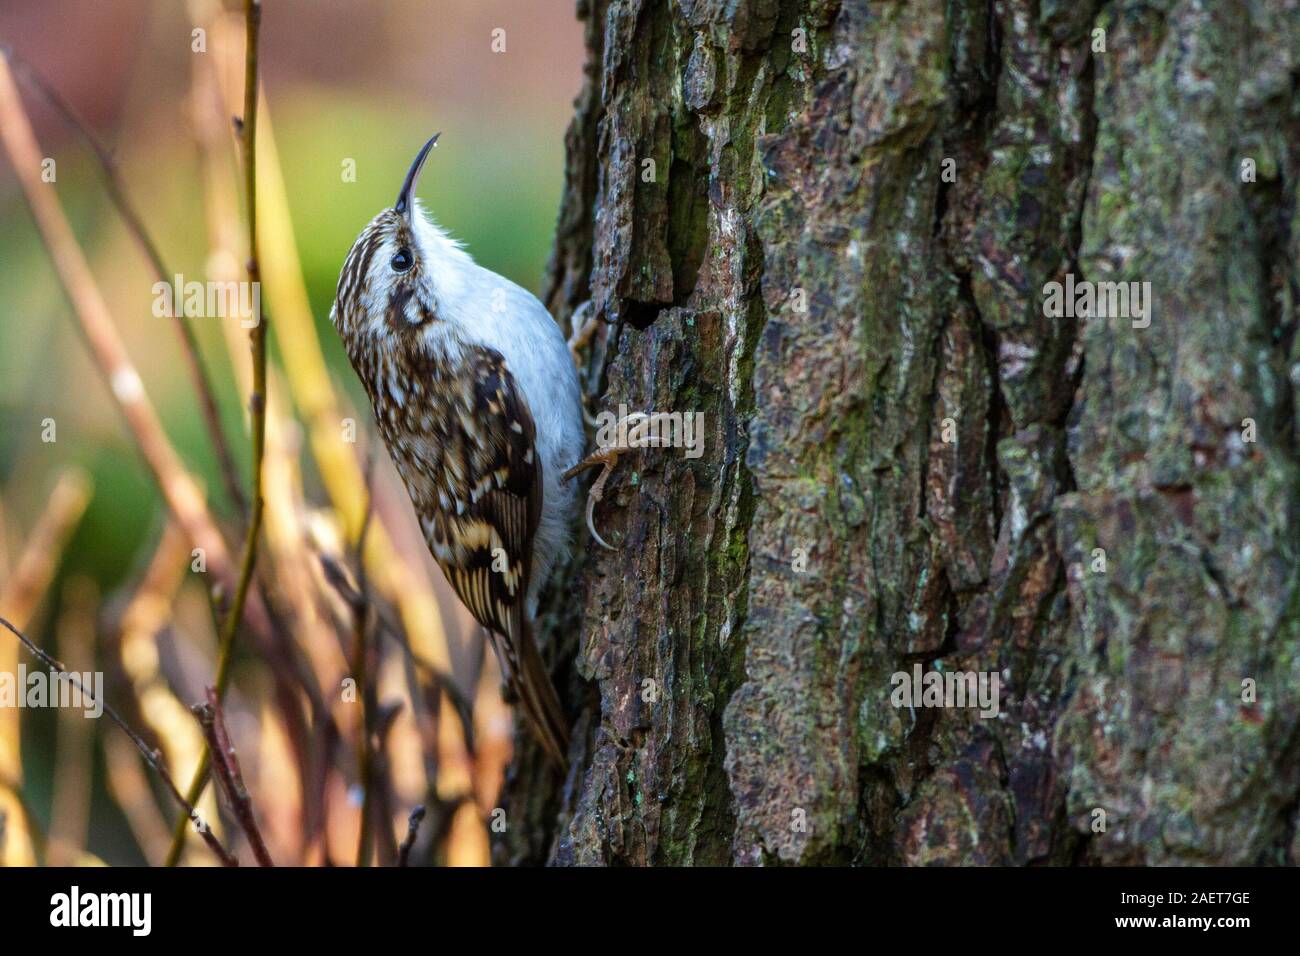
[397, 805, 426, 867]
[220, 0, 268, 713]
[192, 687, 274, 866]
[166, 0, 267, 867]
[0, 45, 247, 519]
[0, 615, 237, 866]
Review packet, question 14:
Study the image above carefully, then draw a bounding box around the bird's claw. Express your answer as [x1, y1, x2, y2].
[564, 448, 621, 551]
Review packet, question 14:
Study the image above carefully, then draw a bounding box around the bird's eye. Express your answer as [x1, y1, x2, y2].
[390, 248, 414, 273]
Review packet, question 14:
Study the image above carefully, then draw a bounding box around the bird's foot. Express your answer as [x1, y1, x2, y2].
[563, 447, 621, 551]
[564, 412, 678, 552]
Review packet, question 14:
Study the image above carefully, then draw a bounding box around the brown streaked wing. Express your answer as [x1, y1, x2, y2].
[425, 346, 541, 643]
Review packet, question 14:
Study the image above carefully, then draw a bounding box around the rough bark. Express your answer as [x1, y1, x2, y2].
[499, 0, 1300, 866]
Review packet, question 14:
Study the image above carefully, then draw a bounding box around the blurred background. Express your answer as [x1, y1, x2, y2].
[0, 0, 584, 865]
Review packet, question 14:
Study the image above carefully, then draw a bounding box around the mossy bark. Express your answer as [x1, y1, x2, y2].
[499, 0, 1300, 866]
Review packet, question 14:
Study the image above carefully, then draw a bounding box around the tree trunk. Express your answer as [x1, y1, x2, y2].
[499, 0, 1300, 866]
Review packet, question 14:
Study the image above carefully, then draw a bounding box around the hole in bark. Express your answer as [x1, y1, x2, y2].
[622, 299, 662, 330]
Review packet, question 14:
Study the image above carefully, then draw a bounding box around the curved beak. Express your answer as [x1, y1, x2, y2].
[394, 133, 440, 217]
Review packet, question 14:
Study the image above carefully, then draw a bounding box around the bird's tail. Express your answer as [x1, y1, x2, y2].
[510, 616, 570, 770]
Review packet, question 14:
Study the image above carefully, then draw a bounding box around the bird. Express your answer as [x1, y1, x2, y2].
[329, 134, 584, 768]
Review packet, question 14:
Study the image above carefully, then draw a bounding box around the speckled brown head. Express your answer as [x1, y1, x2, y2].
[330, 134, 442, 353]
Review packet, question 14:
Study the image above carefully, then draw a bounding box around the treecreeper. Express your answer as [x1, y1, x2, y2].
[330, 134, 584, 768]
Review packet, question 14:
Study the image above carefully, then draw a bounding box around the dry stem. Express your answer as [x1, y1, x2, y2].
[165, 0, 267, 867]
[192, 687, 274, 866]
